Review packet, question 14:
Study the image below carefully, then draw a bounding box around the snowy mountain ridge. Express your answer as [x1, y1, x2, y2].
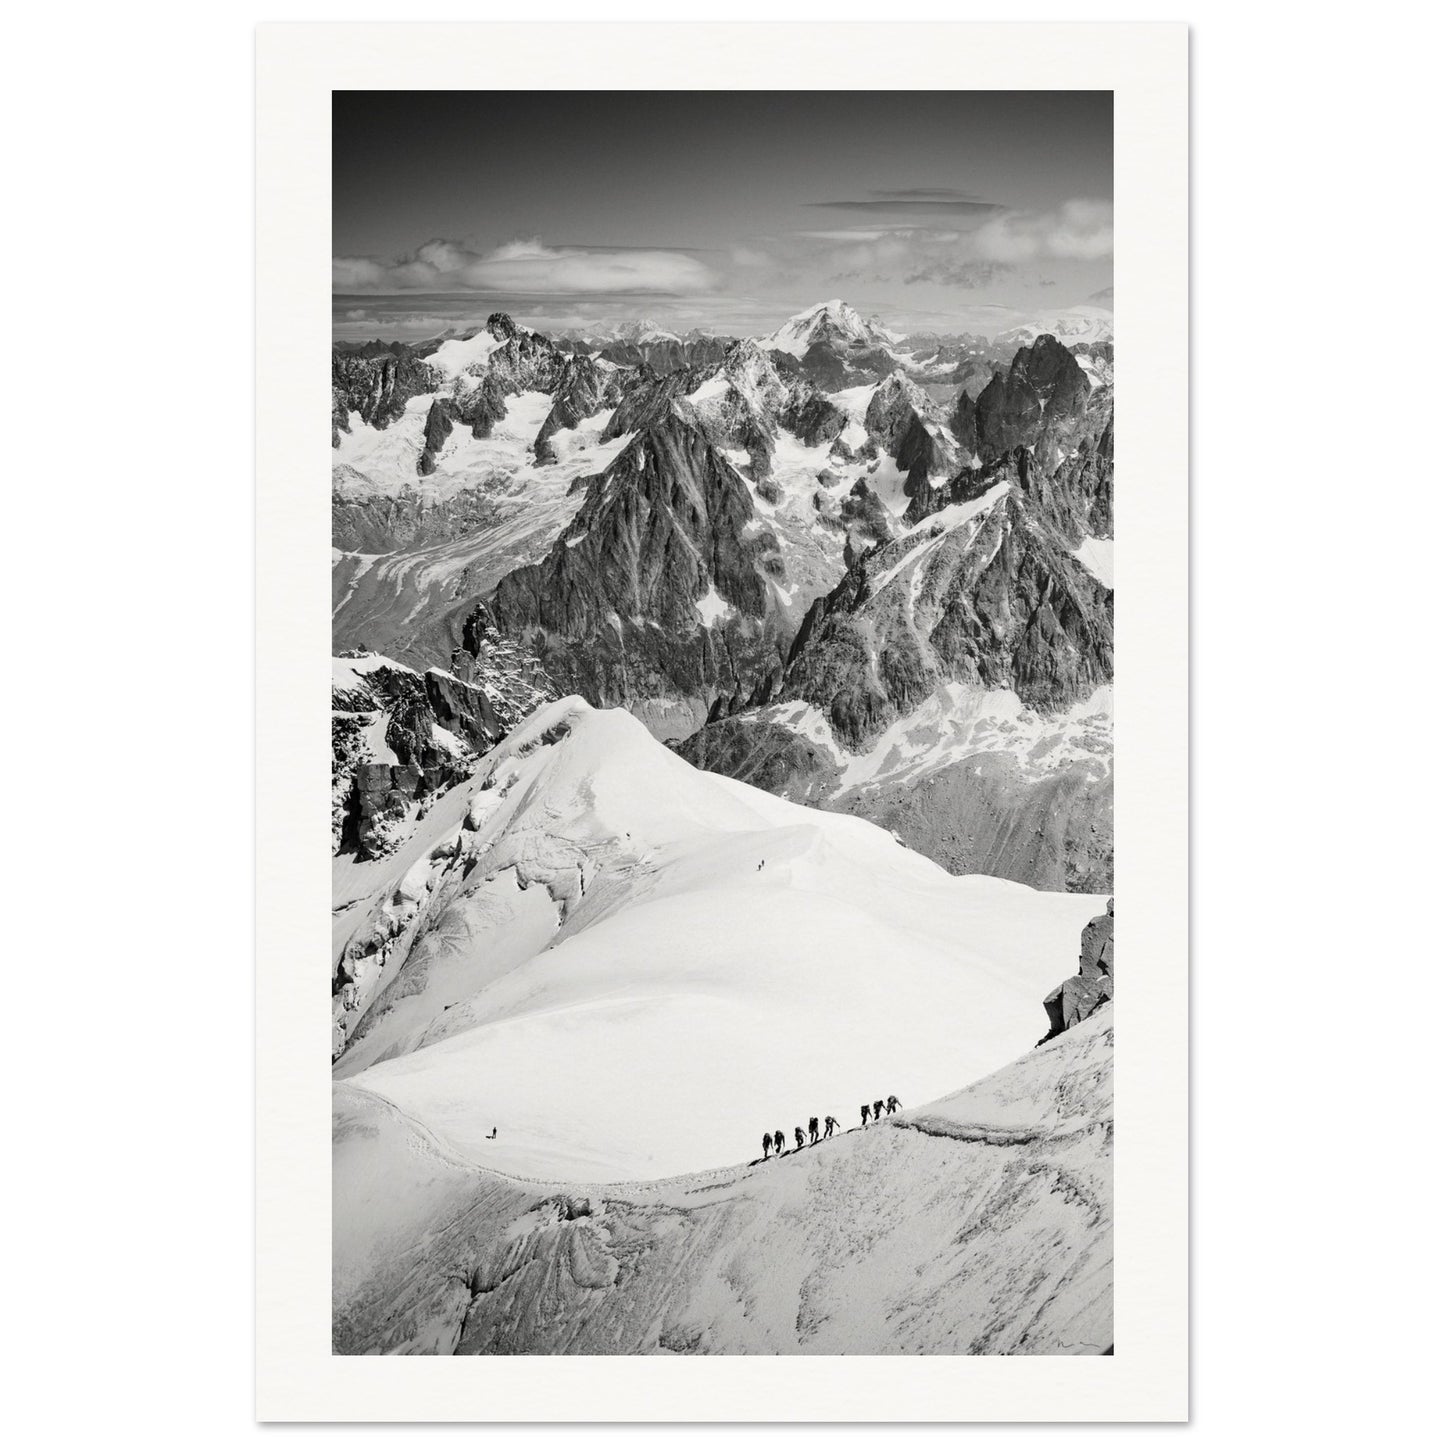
[334, 993, 1114, 1355]
[759, 298, 902, 358]
[331, 312, 1113, 889]
[332, 696, 1104, 1174]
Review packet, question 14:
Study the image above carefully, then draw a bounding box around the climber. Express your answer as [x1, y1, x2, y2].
[794, 1125, 806, 1152]
[487, 1127, 497, 1140]
[886, 1094, 900, 1115]
[758, 859, 765, 871]
[823, 1115, 838, 1139]
[873, 1100, 884, 1122]
[773, 1129, 784, 1157]
[808, 1116, 819, 1145]
[860, 1103, 871, 1127]
[762, 1131, 772, 1160]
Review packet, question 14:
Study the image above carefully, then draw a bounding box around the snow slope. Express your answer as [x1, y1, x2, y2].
[333, 1004, 1113, 1355]
[334, 697, 1103, 1183]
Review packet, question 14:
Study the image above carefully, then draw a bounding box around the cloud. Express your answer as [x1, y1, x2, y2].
[729, 246, 775, 269]
[867, 187, 989, 201]
[804, 198, 1003, 216]
[332, 238, 719, 295]
[903, 261, 1013, 289]
[969, 200, 1113, 262]
[762, 200, 1110, 292]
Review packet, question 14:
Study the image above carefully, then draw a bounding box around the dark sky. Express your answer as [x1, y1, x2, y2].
[334, 90, 1111, 339]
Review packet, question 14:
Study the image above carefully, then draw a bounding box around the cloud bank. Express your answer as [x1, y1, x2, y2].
[333, 238, 719, 295]
[761, 199, 1113, 288]
[969, 200, 1114, 262]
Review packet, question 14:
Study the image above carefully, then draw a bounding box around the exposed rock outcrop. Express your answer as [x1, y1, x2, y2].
[953, 334, 1097, 477]
[672, 333, 1114, 892]
[533, 355, 623, 463]
[1041, 897, 1114, 1041]
[779, 489, 1113, 750]
[332, 349, 440, 442]
[332, 654, 509, 859]
[865, 370, 957, 495]
[480, 411, 792, 736]
[557, 334, 736, 374]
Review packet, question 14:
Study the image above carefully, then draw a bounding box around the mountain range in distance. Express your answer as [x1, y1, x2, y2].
[332, 296, 1113, 891]
[329, 294, 1116, 1355]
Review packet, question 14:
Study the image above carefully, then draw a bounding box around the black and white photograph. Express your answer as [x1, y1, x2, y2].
[19, 4, 1445, 1438]
[328, 86, 1120, 1357]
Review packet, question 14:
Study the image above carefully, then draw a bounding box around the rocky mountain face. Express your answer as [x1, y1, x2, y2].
[564, 335, 735, 373]
[1071, 340, 1115, 390]
[865, 370, 959, 498]
[332, 349, 440, 443]
[675, 335, 1115, 891]
[1042, 898, 1114, 1041]
[331, 305, 1114, 887]
[690, 339, 850, 476]
[722, 484, 1112, 747]
[901, 331, 1016, 394]
[935, 337, 1113, 545]
[478, 410, 792, 738]
[954, 334, 1088, 459]
[331, 651, 551, 860]
[332, 464, 519, 555]
[533, 355, 624, 463]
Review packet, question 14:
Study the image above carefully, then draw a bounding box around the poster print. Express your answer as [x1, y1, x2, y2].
[257, 22, 1186, 1421]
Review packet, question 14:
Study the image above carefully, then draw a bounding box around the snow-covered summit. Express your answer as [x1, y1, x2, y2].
[996, 304, 1114, 349]
[760, 298, 900, 358]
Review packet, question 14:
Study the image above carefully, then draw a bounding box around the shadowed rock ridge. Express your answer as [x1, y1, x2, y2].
[1041, 897, 1115, 1041]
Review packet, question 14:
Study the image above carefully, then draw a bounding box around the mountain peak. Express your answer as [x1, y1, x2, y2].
[614, 317, 681, 344]
[760, 299, 897, 359]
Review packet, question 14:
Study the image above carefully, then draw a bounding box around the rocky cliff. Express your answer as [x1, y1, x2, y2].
[331, 312, 1115, 887]
[673, 333, 1114, 891]
[1041, 898, 1114, 1041]
[331, 651, 544, 860]
[481, 411, 791, 738]
[332, 349, 440, 443]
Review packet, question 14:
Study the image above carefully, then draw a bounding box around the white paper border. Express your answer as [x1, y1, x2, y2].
[257, 21, 1188, 1422]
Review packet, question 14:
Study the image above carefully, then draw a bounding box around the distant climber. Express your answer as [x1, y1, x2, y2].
[808, 1116, 819, 1144]
[773, 1129, 784, 1156]
[872, 1100, 883, 1122]
[487, 1127, 497, 1140]
[762, 1131, 772, 1160]
[794, 1125, 806, 1152]
[860, 1104, 870, 1127]
[886, 1095, 900, 1114]
[823, 1115, 838, 1139]
[757, 860, 765, 871]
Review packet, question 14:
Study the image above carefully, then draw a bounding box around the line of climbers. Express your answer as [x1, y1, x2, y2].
[760, 1096, 900, 1160]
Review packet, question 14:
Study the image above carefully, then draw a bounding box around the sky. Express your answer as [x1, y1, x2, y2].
[334, 91, 1112, 342]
